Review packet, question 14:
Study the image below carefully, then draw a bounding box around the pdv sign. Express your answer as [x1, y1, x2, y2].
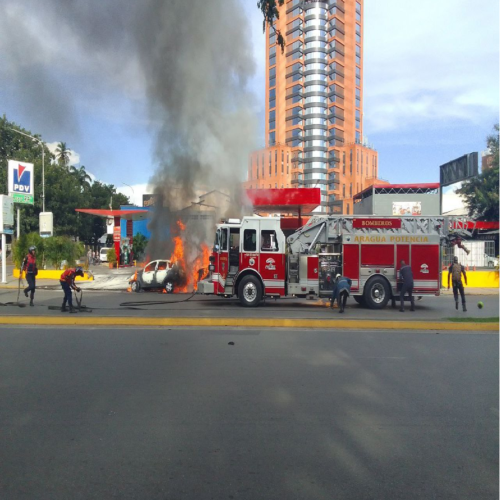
[8, 160, 34, 205]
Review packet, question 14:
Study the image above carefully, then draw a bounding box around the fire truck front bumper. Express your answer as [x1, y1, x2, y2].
[197, 279, 214, 294]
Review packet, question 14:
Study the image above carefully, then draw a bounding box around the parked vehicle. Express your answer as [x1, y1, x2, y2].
[99, 247, 111, 263]
[197, 215, 474, 308]
[129, 259, 186, 293]
[486, 255, 499, 268]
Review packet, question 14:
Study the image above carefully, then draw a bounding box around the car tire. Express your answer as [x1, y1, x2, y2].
[131, 281, 141, 293]
[164, 281, 174, 294]
[364, 276, 391, 310]
[353, 295, 365, 306]
[238, 275, 262, 307]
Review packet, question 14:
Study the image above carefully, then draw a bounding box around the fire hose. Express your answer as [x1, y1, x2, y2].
[0, 271, 27, 308]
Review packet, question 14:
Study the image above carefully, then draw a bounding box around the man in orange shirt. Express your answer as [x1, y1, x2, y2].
[60, 267, 84, 312]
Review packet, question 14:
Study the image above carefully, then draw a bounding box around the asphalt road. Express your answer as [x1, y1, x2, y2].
[0, 326, 497, 500]
[0, 288, 498, 321]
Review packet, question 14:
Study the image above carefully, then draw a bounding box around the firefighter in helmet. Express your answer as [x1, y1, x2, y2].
[60, 266, 84, 313]
[22, 245, 38, 306]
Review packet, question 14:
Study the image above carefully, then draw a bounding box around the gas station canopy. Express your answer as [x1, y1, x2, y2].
[246, 188, 321, 214]
[75, 209, 149, 221]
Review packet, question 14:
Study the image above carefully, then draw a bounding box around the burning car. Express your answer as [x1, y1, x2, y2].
[129, 259, 186, 293]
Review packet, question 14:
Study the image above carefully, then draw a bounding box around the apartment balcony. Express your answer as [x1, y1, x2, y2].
[327, 107, 344, 120]
[328, 85, 344, 99]
[304, 12, 328, 23]
[286, 65, 303, 79]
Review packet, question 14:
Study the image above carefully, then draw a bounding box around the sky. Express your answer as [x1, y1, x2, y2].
[0, 0, 498, 205]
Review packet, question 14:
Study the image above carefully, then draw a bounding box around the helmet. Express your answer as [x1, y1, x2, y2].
[28, 246, 36, 252]
[75, 267, 84, 277]
[336, 273, 341, 280]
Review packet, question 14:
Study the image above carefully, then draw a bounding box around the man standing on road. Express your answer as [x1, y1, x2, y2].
[448, 256, 467, 311]
[399, 260, 415, 312]
[60, 267, 84, 313]
[22, 246, 37, 307]
[331, 274, 352, 313]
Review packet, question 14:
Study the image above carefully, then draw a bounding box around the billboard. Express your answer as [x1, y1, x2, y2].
[142, 194, 159, 207]
[392, 201, 422, 216]
[439, 153, 478, 187]
[8, 160, 34, 204]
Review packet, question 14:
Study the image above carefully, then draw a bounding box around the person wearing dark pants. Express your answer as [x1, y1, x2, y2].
[448, 256, 467, 311]
[399, 260, 415, 312]
[60, 267, 84, 312]
[331, 274, 352, 313]
[22, 246, 37, 306]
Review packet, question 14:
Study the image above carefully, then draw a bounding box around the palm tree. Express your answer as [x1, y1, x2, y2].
[70, 165, 93, 192]
[55, 141, 71, 167]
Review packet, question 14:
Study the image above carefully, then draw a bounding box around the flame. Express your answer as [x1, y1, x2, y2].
[191, 243, 211, 291]
[165, 220, 210, 293]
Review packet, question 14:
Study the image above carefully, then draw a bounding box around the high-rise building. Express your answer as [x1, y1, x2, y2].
[245, 0, 379, 215]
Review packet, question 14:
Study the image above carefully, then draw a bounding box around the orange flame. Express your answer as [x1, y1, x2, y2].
[191, 243, 211, 291]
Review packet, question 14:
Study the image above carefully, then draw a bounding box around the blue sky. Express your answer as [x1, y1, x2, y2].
[0, 0, 498, 204]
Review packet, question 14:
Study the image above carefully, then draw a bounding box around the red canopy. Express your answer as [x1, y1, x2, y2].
[246, 188, 320, 214]
[76, 209, 149, 221]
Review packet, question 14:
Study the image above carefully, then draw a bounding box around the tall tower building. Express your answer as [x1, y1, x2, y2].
[245, 0, 379, 215]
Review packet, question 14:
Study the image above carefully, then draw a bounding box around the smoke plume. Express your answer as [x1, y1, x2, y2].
[1, 0, 259, 278]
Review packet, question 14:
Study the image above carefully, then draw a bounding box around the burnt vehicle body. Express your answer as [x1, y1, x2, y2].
[129, 259, 186, 293]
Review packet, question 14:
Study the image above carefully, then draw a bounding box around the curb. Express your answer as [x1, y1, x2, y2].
[0, 316, 497, 331]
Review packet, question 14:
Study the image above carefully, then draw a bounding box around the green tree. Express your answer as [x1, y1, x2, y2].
[257, 0, 285, 51]
[0, 115, 130, 244]
[55, 141, 71, 166]
[44, 236, 84, 269]
[457, 124, 499, 221]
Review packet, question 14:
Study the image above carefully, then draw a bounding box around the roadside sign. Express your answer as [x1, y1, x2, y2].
[8, 160, 34, 204]
[0, 195, 14, 234]
[113, 226, 121, 242]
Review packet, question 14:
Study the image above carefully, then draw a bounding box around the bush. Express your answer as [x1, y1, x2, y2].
[106, 248, 117, 264]
[44, 236, 84, 270]
[132, 233, 148, 261]
[12, 232, 46, 268]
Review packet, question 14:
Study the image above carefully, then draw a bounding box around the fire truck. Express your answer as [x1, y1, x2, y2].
[197, 215, 473, 309]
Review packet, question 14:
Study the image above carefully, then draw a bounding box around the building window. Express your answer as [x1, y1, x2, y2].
[269, 78, 276, 88]
[342, 152, 346, 175]
[269, 132, 276, 145]
[269, 56, 276, 67]
[282, 151, 284, 173]
[275, 150, 278, 174]
[349, 150, 353, 174]
[269, 152, 272, 175]
[346, 203, 350, 215]
[342, 184, 345, 198]
[356, 33, 361, 43]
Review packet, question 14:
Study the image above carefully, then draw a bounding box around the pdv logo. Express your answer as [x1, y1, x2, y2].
[13, 164, 31, 193]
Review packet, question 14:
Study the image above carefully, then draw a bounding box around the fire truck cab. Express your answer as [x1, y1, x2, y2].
[197, 215, 472, 309]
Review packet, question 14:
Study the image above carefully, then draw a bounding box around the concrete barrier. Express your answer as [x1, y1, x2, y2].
[13, 269, 94, 281]
[441, 270, 498, 288]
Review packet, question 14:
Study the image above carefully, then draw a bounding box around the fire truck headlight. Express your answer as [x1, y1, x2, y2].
[209, 264, 215, 271]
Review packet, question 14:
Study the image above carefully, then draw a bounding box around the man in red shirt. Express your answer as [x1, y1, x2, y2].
[60, 267, 84, 312]
[22, 246, 38, 306]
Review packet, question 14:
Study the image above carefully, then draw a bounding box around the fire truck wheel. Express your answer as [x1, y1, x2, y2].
[364, 277, 391, 310]
[164, 281, 174, 294]
[238, 275, 262, 307]
[353, 295, 365, 306]
[131, 281, 141, 293]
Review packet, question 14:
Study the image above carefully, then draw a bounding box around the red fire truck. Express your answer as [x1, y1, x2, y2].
[197, 215, 473, 309]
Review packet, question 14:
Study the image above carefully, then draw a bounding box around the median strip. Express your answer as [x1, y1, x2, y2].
[0, 316, 497, 331]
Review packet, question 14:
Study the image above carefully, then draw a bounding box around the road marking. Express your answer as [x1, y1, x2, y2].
[0, 316, 497, 331]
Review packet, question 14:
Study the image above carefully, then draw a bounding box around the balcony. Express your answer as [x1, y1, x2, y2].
[328, 85, 344, 99]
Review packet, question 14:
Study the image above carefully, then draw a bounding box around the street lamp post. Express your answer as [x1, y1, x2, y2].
[122, 183, 135, 205]
[10, 128, 45, 212]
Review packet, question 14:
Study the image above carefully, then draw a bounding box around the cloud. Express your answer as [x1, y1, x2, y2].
[116, 183, 154, 207]
[46, 142, 81, 166]
[363, 0, 499, 134]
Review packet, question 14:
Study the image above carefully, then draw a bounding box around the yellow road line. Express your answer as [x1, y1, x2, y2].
[0, 316, 497, 331]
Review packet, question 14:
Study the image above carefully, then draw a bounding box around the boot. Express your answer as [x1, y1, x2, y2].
[399, 307, 405, 312]
[339, 307, 344, 314]
[29, 299, 34, 307]
[455, 301, 459, 310]
[61, 305, 68, 312]
[24, 290, 29, 298]
[69, 307, 78, 314]
[330, 300, 334, 309]
[463, 303, 467, 312]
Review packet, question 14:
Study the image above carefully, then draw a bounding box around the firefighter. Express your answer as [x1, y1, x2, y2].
[22, 246, 38, 306]
[399, 260, 415, 312]
[60, 267, 84, 312]
[448, 256, 467, 311]
[331, 274, 352, 313]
